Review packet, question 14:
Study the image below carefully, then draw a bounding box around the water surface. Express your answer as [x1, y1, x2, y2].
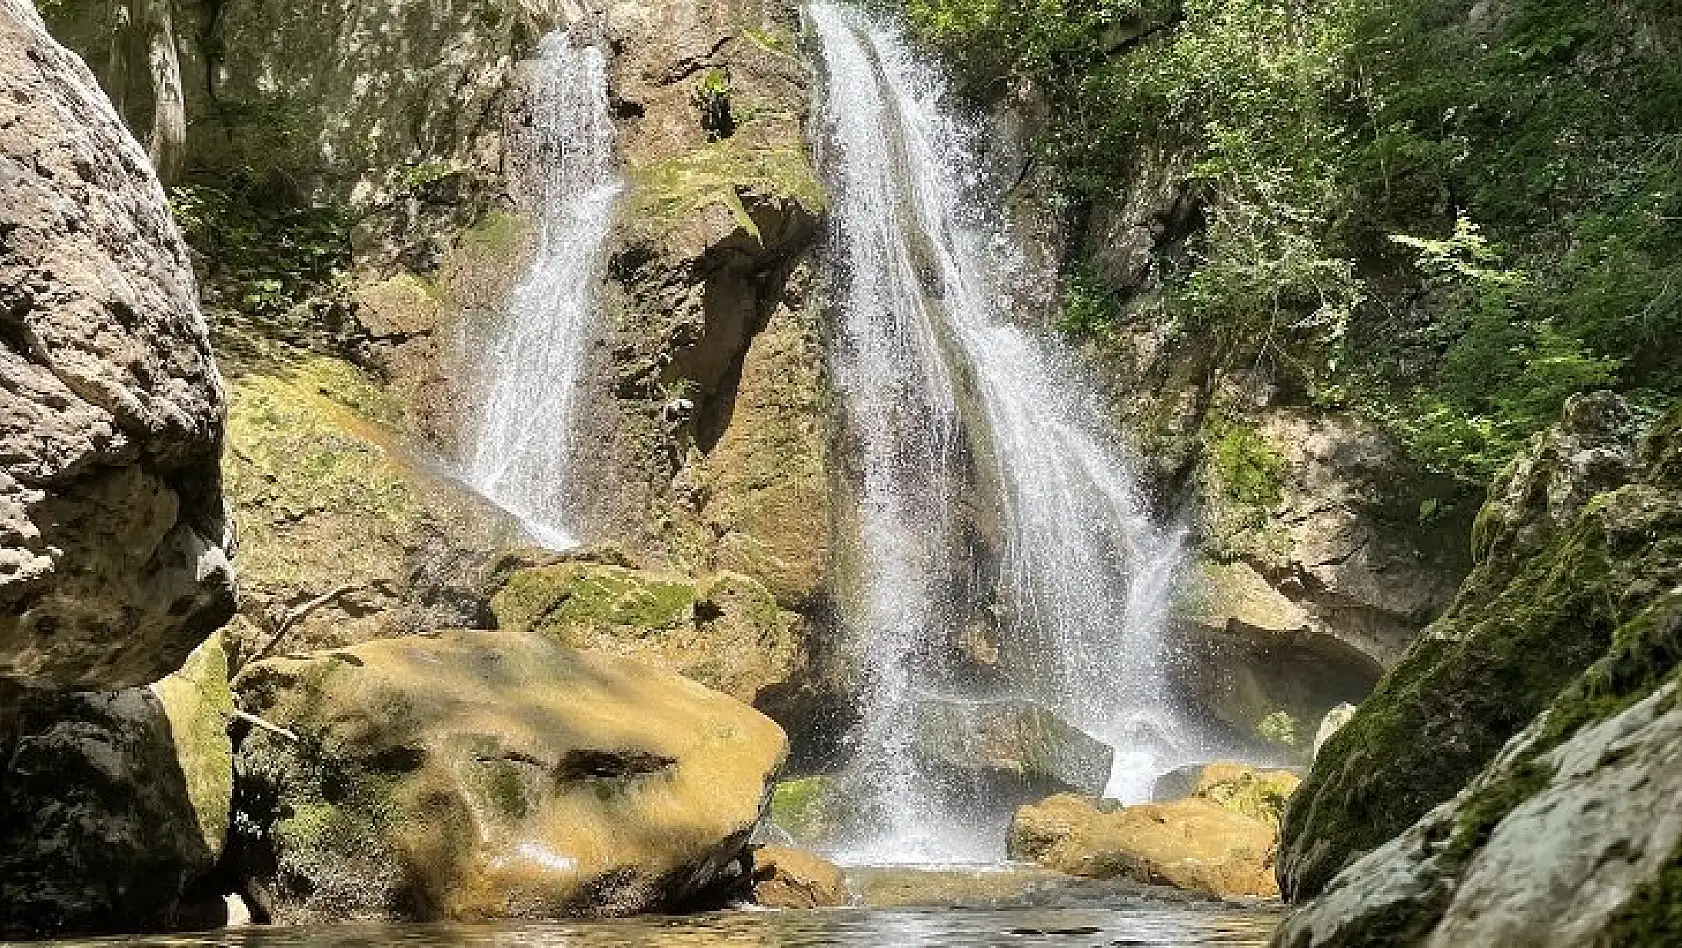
[29, 904, 1279, 948]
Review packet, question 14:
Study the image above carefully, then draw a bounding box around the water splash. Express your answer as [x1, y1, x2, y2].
[809, 2, 1209, 863]
[465, 31, 620, 548]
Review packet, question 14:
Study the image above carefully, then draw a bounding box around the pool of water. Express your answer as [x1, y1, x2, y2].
[13, 868, 1280, 948]
[24, 905, 1277, 948]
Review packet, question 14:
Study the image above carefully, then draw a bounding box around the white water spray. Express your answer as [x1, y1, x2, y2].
[465, 30, 619, 548]
[810, 2, 1208, 864]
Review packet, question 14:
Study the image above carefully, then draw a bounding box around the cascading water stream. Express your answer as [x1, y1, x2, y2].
[465, 30, 619, 548]
[810, 2, 1210, 864]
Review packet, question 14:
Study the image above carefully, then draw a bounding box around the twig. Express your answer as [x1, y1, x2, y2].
[232, 709, 299, 743]
[244, 583, 355, 669]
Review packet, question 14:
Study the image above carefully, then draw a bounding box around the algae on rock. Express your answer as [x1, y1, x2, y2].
[230, 630, 788, 921]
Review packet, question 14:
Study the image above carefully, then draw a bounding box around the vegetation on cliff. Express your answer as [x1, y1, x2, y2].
[902, 0, 1682, 483]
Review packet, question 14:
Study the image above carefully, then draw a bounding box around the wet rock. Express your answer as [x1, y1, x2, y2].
[230, 630, 787, 921]
[1277, 394, 1675, 904]
[911, 698, 1115, 801]
[1309, 703, 1355, 762]
[1008, 793, 1280, 899]
[750, 845, 847, 908]
[0, 634, 235, 937]
[0, 0, 232, 693]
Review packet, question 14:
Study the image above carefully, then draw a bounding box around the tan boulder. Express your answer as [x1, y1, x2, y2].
[231, 630, 787, 922]
[1008, 794, 1280, 898]
[750, 845, 848, 908]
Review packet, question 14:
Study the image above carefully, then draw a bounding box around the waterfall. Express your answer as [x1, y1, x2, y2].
[465, 30, 619, 548]
[810, 2, 1206, 864]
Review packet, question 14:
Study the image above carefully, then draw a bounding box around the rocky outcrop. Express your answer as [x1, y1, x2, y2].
[749, 845, 848, 908]
[230, 630, 787, 921]
[491, 559, 809, 710]
[0, 633, 236, 937]
[1, 0, 233, 694]
[1171, 560, 1380, 756]
[1274, 676, 1682, 947]
[1008, 793, 1281, 899]
[911, 698, 1115, 801]
[1277, 395, 1681, 920]
[220, 356, 525, 663]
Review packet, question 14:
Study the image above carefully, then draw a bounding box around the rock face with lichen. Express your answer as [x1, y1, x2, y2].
[1272, 395, 1682, 945]
[230, 630, 787, 922]
[0, 0, 233, 695]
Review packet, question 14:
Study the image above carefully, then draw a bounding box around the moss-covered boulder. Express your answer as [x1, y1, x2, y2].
[1007, 793, 1281, 898]
[230, 630, 787, 921]
[490, 562, 807, 709]
[1278, 394, 1681, 905]
[0, 634, 236, 937]
[222, 356, 525, 663]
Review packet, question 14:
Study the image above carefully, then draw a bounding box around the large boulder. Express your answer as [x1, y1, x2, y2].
[229, 630, 787, 921]
[0, 0, 232, 693]
[911, 697, 1115, 801]
[1008, 793, 1280, 899]
[0, 633, 236, 937]
[1277, 393, 1677, 903]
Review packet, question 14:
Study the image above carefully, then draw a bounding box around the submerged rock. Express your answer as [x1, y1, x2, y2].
[230, 630, 787, 922]
[0, 0, 233, 694]
[1008, 793, 1280, 899]
[750, 845, 848, 908]
[911, 698, 1115, 801]
[0, 634, 236, 937]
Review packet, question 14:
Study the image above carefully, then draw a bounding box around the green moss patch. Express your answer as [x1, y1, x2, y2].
[627, 140, 826, 240]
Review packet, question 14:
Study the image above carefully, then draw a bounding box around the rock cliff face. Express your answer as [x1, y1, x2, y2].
[1273, 396, 1682, 944]
[0, 0, 233, 695]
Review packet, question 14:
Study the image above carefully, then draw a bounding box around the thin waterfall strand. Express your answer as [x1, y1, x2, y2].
[465, 31, 619, 548]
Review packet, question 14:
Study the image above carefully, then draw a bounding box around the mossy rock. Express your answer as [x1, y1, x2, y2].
[490, 563, 803, 708]
[1192, 762, 1300, 827]
[768, 776, 858, 847]
[627, 139, 825, 245]
[230, 631, 788, 922]
[1279, 396, 1682, 902]
[222, 355, 524, 659]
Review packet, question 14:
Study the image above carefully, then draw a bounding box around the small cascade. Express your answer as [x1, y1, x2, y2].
[465, 30, 620, 548]
[809, 2, 1209, 864]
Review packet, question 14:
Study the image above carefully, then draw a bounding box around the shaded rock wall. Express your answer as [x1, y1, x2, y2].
[1274, 395, 1682, 941]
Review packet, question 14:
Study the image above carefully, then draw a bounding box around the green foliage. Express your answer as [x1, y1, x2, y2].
[1204, 417, 1285, 512]
[1255, 710, 1300, 748]
[1055, 265, 1122, 339]
[169, 180, 351, 356]
[693, 68, 735, 140]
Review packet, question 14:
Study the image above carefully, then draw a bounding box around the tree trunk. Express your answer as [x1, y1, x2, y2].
[138, 0, 185, 185]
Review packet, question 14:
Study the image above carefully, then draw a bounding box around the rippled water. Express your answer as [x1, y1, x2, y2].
[25, 904, 1279, 948]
